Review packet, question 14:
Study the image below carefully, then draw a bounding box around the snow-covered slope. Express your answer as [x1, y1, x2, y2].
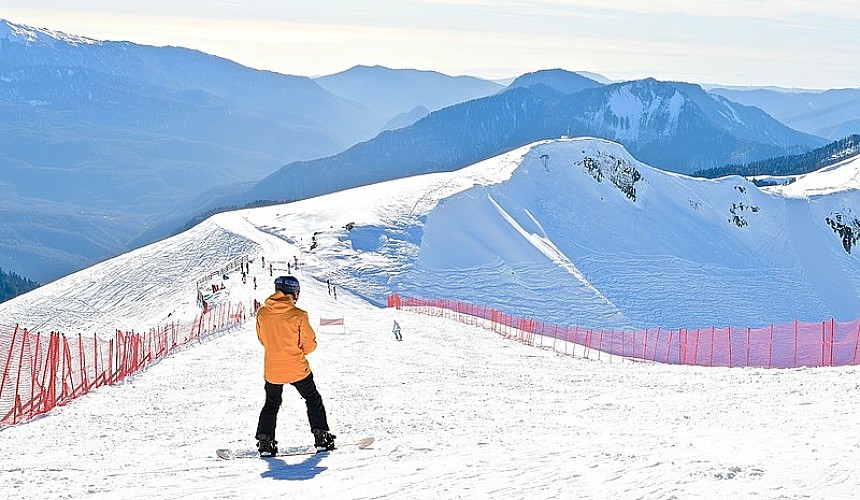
[0, 18, 379, 283]
[766, 153, 860, 197]
[2, 145, 860, 498]
[241, 137, 860, 329]
[0, 220, 257, 334]
[5, 137, 858, 335]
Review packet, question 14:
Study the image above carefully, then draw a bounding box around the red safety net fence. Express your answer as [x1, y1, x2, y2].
[388, 294, 860, 369]
[0, 301, 246, 426]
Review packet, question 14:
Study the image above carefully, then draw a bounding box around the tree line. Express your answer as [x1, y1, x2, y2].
[0, 267, 40, 304]
[693, 134, 860, 179]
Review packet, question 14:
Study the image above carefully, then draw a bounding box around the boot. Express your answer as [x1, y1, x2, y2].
[255, 433, 278, 456]
[312, 428, 337, 452]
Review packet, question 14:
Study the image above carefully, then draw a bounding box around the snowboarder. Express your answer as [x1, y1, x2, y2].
[254, 275, 336, 456]
[392, 320, 402, 341]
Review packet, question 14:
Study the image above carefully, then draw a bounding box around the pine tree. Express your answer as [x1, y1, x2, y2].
[0, 268, 40, 303]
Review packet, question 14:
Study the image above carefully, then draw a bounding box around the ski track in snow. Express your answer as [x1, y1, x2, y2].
[2, 300, 859, 500]
[2, 212, 860, 500]
[3, 138, 860, 499]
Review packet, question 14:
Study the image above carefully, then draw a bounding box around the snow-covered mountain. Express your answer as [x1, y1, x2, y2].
[3, 137, 860, 500]
[272, 137, 860, 329]
[0, 17, 832, 289]
[4, 137, 858, 334]
[550, 79, 824, 170]
[240, 78, 823, 210]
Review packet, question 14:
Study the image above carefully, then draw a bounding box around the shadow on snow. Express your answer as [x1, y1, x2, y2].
[260, 452, 328, 480]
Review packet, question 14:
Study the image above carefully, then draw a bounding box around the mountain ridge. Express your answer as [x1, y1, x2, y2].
[0, 19, 380, 283]
[239, 77, 824, 208]
[5, 137, 858, 332]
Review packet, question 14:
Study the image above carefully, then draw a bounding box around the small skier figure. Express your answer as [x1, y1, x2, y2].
[253, 276, 257, 290]
[392, 320, 402, 341]
[255, 276, 336, 456]
[269, 263, 273, 277]
[327, 279, 331, 295]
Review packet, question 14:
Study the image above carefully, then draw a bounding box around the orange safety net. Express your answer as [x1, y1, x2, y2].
[388, 294, 860, 369]
[0, 301, 246, 426]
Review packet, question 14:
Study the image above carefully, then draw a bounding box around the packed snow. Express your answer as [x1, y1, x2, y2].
[2, 138, 860, 499]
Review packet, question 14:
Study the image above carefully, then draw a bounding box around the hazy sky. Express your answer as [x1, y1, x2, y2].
[4, 1, 858, 89]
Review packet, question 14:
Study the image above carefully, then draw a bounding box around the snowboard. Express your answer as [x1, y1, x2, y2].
[216, 436, 374, 460]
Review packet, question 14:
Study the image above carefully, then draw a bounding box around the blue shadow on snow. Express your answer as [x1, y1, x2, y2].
[260, 452, 328, 481]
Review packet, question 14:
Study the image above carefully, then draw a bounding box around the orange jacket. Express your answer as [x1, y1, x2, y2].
[256, 291, 317, 384]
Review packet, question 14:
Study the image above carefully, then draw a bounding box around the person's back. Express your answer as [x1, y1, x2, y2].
[254, 276, 336, 456]
[257, 291, 316, 384]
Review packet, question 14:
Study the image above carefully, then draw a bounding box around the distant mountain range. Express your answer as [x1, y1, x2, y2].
[0, 19, 502, 284]
[0, 18, 853, 292]
[313, 65, 503, 127]
[241, 74, 824, 206]
[709, 87, 860, 140]
[0, 19, 363, 282]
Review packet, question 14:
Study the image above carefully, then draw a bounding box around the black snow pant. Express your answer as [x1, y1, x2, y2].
[256, 372, 329, 441]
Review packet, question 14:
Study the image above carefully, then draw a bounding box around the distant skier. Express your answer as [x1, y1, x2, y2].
[392, 320, 402, 341]
[254, 275, 336, 456]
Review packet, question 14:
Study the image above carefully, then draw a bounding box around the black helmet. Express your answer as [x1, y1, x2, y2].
[274, 275, 300, 297]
